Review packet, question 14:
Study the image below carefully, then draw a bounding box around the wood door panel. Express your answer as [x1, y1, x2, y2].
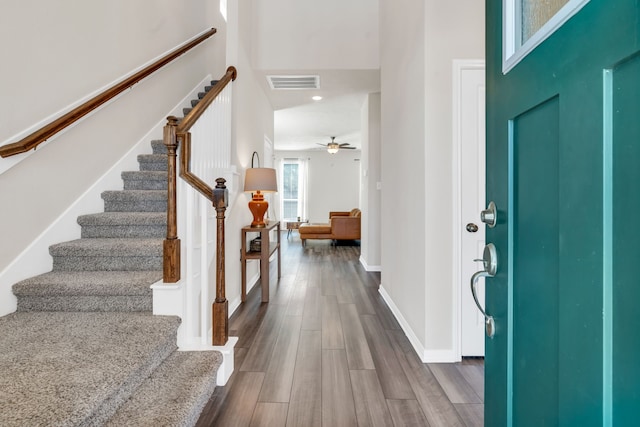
[512, 96, 560, 426]
[612, 51, 640, 424]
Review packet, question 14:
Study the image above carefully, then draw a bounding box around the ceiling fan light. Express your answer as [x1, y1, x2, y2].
[327, 143, 339, 154]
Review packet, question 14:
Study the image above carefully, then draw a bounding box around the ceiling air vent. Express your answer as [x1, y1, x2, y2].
[267, 75, 320, 90]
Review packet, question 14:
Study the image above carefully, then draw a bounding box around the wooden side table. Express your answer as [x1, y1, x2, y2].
[285, 220, 307, 237]
[240, 221, 281, 302]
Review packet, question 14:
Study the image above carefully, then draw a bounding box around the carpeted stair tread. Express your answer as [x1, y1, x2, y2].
[107, 350, 222, 427]
[78, 212, 166, 238]
[50, 238, 163, 271]
[0, 312, 180, 427]
[50, 238, 163, 257]
[13, 271, 160, 297]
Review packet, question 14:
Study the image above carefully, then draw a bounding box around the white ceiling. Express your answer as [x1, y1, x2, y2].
[251, 0, 380, 152]
[256, 69, 380, 151]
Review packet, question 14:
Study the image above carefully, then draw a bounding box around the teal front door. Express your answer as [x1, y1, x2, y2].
[485, 1, 640, 425]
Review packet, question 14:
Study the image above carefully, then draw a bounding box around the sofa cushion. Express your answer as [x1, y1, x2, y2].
[299, 223, 332, 234]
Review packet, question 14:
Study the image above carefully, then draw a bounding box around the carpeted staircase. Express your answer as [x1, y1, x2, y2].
[0, 83, 222, 426]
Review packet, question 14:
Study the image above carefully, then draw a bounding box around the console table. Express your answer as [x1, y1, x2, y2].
[240, 221, 281, 303]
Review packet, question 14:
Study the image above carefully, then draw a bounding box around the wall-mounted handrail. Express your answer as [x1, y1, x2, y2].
[0, 28, 218, 158]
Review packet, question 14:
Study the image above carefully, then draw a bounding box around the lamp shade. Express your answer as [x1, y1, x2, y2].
[244, 168, 277, 192]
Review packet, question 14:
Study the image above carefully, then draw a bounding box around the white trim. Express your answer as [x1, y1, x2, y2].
[502, 0, 590, 74]
[379, 285, 424, 362]
[451, 60, 485, 361]
[0, 27, 215, 176]
[379, 285, 456, 363]
[227, 269, 259, 316]
[359, 256, 381, 272]
[0, 76, 212, 317]
[423, 349, 459, 364]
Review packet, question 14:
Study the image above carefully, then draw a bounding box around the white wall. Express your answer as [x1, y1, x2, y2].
[223, 0, 276, 309]
[273, 150, 361, 223]
[380, 0, 485, 361]
[252, 0, 379, 70]
[360, 93, 382, 270]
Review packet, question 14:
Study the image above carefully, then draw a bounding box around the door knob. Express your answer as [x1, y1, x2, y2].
[481, 201, 497, 228]
[470, 243, 497, 337]
[466, 223, 479, 232]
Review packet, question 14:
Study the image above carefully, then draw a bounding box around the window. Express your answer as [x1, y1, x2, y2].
[220, 0, 227, 22]
[503, 0, 589, 73]
[280, 159, 307, 220]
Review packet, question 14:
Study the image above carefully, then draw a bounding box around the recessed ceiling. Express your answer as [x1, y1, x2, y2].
[258, 69, 380, 151]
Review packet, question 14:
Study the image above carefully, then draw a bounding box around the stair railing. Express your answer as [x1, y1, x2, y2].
[0, 28, 217, 158]
[163, 66, 237, 346]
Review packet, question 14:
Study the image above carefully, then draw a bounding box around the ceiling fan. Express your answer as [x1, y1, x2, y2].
[317, 137, 356, 153]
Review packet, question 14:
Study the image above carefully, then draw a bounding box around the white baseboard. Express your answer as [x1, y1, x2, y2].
[359, 256, 381, 272]
[423, 349, 459, 363]
[378, 285, 457, 363]
[228, 270, 259, 317]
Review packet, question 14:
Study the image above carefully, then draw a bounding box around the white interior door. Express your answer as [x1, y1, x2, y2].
[458, 64, 486, 357]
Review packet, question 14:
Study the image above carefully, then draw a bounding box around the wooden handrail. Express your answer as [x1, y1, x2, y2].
[177, 66, 237, 202]
[163, 66, 237, 284]
[163, 67, 236, 346]
[177, 66, 237, 135]
[0, 28, 217, 158]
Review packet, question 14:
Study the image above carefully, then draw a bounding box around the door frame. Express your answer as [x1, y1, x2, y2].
[452, 59, 486, 361]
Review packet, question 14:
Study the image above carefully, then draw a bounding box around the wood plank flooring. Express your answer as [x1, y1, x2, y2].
[196, 234, 484, 427]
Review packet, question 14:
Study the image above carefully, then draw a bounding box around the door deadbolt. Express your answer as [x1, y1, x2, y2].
[481, 201, 497, 228]
[466, 223, 479, 233]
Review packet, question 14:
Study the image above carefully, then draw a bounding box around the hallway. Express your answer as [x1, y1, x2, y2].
[197, 234, 483, 426]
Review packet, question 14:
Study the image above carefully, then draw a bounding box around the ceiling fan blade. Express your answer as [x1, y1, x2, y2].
[341, 146, 356, 149]
[338, 143, 351, 147]
[316, 143, 328, 146]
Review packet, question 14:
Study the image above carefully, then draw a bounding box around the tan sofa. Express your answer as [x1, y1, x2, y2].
[299, 209, 361, 244]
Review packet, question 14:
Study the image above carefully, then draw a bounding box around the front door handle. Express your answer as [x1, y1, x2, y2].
[471, 243, 497, 338]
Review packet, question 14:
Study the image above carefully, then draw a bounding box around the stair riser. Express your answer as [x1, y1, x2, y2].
[151, 140, 168, 155]
[17, 296, 152, 312]
[123, 179, 167, 191]
[104, 201, 167, 212]
[138, 161, 167, 172]
[53, 256, 162, 271]
[81, 225, 166, 239]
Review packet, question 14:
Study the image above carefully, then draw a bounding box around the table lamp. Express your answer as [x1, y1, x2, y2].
[244, 167, 277, 227]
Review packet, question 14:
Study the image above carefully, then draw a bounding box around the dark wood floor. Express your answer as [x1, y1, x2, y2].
[197, 233, 484, 427]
